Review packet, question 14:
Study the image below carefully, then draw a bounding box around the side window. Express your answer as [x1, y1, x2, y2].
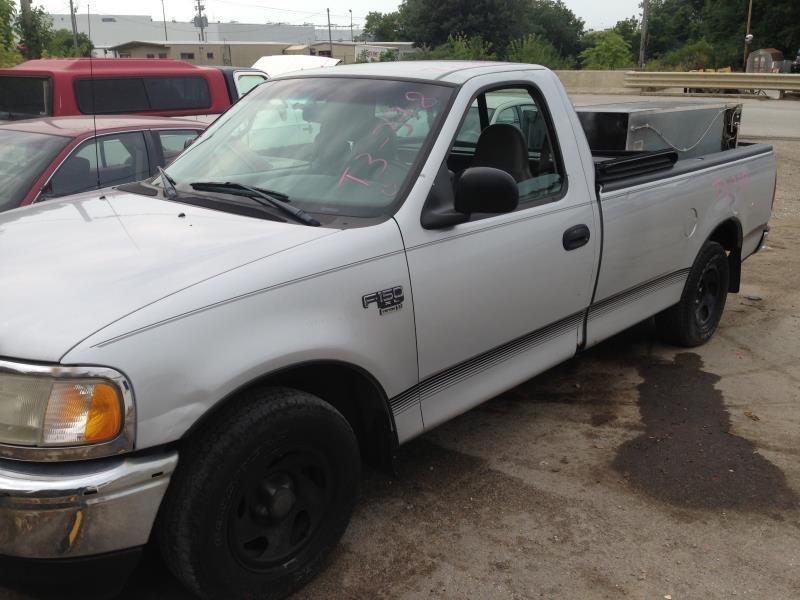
[49, 132, 149, 197]
[235, 74, 266, 97]
[75, 77, 211, 114]
[75, 78, 149, 114]
[143, 77, 211, 110]
[157, 129, 201, 164]
[495, 106, 520, 127]
[49, 142, 99, 197]
[450, 87, 563, 208]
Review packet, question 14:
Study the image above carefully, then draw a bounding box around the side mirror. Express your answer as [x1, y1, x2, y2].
[454, 167, 519, 215]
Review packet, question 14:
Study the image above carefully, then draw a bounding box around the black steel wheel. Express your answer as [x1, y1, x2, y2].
[656, 241, 730, 347]
[158, 387, 360, 600]
[228, 449, 332, 570]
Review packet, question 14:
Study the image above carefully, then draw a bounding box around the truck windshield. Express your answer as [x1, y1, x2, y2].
[0, 76, 52, 120]
[0, 130, 69, 212]
[165, 77, 454, 218]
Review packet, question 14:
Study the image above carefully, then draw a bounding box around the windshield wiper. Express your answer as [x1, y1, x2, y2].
[190, 182, 320, 227]
[158, 167, 178, 199]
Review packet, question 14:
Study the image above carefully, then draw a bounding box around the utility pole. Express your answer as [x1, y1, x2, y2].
[69, 0, 79, 52]
[349, 9, 353, 42]
[162, 0, 168, 41]
[327, 8, 333, 57]
[743, 0, 754, 71]
[638, 0, 649, 70]
[18, 0, 31, 57]
[194, 0, 206, 42]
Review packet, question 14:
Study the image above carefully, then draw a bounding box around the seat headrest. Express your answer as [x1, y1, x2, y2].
[472, 123, 532, 183]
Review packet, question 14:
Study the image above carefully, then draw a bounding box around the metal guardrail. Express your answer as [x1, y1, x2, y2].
[624, 71, 800, 93]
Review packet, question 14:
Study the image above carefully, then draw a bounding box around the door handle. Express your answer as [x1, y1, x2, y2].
[563, 224, 591, 251]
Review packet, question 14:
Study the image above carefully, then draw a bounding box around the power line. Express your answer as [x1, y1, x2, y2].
[209, 0, 363, 22]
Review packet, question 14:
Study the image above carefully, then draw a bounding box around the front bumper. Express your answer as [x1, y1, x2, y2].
[0, 450, 177, 559]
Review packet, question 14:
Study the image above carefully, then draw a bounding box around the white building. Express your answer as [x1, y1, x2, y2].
[48, 13, 331, 56]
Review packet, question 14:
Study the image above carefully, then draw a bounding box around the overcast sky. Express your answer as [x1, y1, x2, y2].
[31, 0, 641, 31]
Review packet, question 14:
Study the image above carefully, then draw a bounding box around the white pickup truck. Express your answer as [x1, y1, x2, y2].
[0, 62, 775, 599]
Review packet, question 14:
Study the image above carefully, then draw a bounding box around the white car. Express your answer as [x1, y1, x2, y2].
[0, 61, 775, 599]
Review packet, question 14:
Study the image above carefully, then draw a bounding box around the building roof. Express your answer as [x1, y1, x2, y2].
[49, 13, 318, 48]
[0, 115, 205, 137]
[274, 60, 544, 85]
[110, 40, 291, 51]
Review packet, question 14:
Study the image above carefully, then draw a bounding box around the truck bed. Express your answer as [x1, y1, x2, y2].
[594, 143, 772, 192]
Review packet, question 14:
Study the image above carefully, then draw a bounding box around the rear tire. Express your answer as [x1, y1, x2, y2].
[656, 241, 730, 347]
[157, 387, 360, 600]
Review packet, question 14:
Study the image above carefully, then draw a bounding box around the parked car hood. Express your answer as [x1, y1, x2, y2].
[0, 190, 337, 362]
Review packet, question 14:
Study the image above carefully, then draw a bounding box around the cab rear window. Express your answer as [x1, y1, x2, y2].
[75, 76, 211, 114]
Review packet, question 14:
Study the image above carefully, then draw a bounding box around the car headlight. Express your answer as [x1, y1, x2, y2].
[0, 359, 134, 461]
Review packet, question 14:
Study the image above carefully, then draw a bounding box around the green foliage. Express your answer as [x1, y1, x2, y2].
[362, 11, 406, 42]
[579, 31, 633, 70]
[507, 34, 571, 69]
[0, 0, 15, 52]
[410, 34, 496, 61]
[611, 16, 641, 64]
[14, 5, 53, 59]
[378, 49, 399, 62]
[400, 0, 527, 57]
[643, 0, 800, 69]
[47, 29, 93, 57]
[645, 38, 717, 71]
[526, 0, 585, 60]
[0, 44, 22, 67]
[356, 49, 370, 63]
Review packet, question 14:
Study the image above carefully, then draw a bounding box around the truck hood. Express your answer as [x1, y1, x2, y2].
[0, 191, 336, 362]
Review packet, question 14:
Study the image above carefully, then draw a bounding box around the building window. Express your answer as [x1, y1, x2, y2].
[158, 53, 168, 59]
[101, 17, 116, 22]
[146, 54, 155, 59]
[206, 52, 214, 59]
[180, 53, 195, 60]
[318, 50, 332, 57]
[119, 53, 131, 58]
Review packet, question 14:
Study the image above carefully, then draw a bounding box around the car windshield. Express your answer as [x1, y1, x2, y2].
[0, 130, 70, 212]
[165, 77, 454, 218]
[0, 76, 52, 120]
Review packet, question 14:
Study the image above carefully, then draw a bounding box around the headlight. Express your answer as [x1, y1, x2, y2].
[0, 360, 134, 461]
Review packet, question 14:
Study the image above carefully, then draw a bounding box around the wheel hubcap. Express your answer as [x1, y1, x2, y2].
[228, 450, 331, 569]
[694, 263, 721, 327]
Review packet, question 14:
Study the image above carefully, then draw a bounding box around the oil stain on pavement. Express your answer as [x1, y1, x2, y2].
[613, 352, 798, 511]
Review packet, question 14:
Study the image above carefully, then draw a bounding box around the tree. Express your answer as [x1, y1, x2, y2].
[15, 5, 54, 59]
[0, 45, 22, 67]
[410, 34, 496, 61]
[612, 16, 641, 65]
[362, 11, 406, 42]
[645, 38, 717, 71]
[526, 0, 584, 60]
[400, 0, 528, 57]
[579, 30, 633, 70]
[47, 29, 93, 57]
[0, 0, 15, 52]
[507, 34, 570, 69]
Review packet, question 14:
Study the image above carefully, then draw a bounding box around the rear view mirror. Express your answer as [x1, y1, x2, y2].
[454, 167, 519, 214]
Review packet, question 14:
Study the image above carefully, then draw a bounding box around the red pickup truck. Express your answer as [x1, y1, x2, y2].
[0, 58, 267, 121]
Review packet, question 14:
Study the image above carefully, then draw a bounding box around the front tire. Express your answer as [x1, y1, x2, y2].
[157, 387, 360, 600]
[656, 241, 730, 347]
